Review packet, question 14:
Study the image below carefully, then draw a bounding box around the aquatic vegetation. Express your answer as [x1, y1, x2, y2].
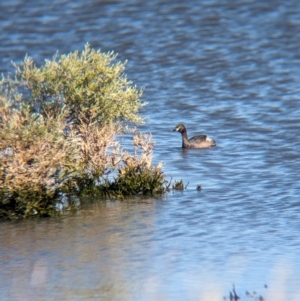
[94, 132, 166, 197]
[226, 284, 267, 301]
[0, 45, 167, 219]
[196, 184, 202, 191]
[171, 179, 186, 190]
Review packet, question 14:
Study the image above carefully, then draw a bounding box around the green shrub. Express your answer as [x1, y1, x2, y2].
[0, 45, 166, 219]
[9, 43, 145, 125]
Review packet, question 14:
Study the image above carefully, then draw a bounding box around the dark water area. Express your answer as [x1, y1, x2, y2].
[1, 0, 300, 300]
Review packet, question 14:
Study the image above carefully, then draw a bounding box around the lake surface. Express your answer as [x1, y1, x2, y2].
[1, 0, 300, 300]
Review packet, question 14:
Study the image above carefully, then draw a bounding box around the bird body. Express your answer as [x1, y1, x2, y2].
[172, 124, 216, 149]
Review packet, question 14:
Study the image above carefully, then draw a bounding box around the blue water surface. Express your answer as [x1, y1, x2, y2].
[0, 1, 300, 300]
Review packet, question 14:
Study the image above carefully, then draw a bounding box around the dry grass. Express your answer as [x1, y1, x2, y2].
[0, 107, 165, 218]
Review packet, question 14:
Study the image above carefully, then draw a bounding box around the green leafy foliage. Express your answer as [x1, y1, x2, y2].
[0, 45, 165, 219]
[12, 43, 145, 125]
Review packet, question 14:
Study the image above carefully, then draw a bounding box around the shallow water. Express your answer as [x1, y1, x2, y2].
[1, 0, 300, 300]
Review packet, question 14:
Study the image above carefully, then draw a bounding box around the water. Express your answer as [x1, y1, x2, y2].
[1, 0, 300, 300]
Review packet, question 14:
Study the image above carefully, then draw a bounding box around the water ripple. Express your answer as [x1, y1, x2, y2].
[1, 0, 300, 299]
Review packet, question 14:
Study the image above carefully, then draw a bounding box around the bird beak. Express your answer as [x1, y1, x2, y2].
[172, 127, 177, 132]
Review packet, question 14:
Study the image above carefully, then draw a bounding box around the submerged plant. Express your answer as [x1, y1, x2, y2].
[172, 179, 186, 190]
[0, 45, 165, 219]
